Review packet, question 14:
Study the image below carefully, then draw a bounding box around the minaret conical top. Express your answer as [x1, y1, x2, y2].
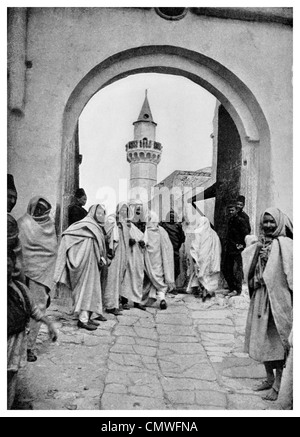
[135, 89, 156, 124]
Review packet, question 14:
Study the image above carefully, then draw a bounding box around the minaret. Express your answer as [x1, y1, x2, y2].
[125, 90, 162, 201]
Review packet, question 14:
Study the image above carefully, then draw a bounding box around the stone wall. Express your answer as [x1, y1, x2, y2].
[214, 105, 242, 245]
[7, 7, 293, 228]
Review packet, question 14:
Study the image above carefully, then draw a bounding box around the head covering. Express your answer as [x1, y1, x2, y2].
[7, 174, 17, 195]
[237, 195, 245, 204]
[37, 199, 50, 210]
[196, 215, 211, 232]
[18, 197, 57, 288]
[27, 196, 52, 222]
[146, 210, 159, 228]
[165, 209, 179, 223]
[88, 203, 106, 225]
[7, 214, 19, 248]
[260, 207, 293, 238]
[128, 199, 148, 223]
[75, 188, 86, 198]
[116, 202, 129, 222]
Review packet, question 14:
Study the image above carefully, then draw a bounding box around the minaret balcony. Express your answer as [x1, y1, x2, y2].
[126, 149, 162, 164]
[125, 139, 162, 152]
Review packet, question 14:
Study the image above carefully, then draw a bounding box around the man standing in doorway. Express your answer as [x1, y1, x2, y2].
[68, 188, 88, 226]
[223, 203, 248, 297]
[236, 195, 251, 235]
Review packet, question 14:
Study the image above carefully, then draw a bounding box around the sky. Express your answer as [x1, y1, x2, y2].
[79, 73, 217, 214]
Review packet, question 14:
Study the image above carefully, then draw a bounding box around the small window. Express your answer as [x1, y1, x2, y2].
[155, 8, 187, 21]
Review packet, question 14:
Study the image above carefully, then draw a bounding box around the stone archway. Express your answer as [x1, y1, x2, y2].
[59, 45, 271, 234]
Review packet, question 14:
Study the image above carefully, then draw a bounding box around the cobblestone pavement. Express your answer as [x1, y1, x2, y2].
[13, 287, 276, 411]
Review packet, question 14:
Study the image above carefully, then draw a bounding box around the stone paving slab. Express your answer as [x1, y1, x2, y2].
[134, 337, 158, 347]
[133, 345, 157, 356]
[205, 346, 233, 353]
[110, 343, 135, 354]
[156, 324, 197, 336]
[222, 376, 264, 394]
[159, 334, 199, 343]
[227, 393, 269, 410]
[108, 362, 150, 373]
[128, 382, 164, 399]
[115, 336, 135, 345]
[113, 325, 136, 336]
[160, 305, 190, 314]
[109, 352, 141, 366]
[166, 390, 195, 405]
[136, 318, 157, 328]
[203, 338, 234, 347]
[160, 377, 221, 392]
[13, 293, 276, 412]
[106, 383, 128, 394]
[124, 308, 152, 318]
[197, 324, 235, 334]
[228, 297, 250, 310]
[222, 364, 266, 379]
[117, 316, 140, 325]
[201, 332, 235, 342]
[101, 393, 167, 410]
[194, 318, 234, 326]
[163, 364, 217, 381]
[155, 313, 194, 325]
[191, 309, 232, 319]
[133, 327, 158, 340]
[207, 352, 228, 358]
[158, 342, 206, 356]
[195, 390, 227, 408]
[210, 356, 226, 363]
[172, 404, 225, 410]
[159, 354, 208, 373]
[105, 370, 159, 386]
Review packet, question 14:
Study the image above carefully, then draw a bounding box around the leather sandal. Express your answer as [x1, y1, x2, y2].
[77, 320, 97, 331]
[160, 300, 167, 310]
[27, 349, 37, 362]
[106, 308, 123, 315]
[94, 314, 107, 322]
[88, 318, 100, 326]
[133, 302, 146, 311]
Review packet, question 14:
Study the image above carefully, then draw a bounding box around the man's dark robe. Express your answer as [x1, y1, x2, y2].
[159, 221, 185, 280]
[238, 210, 251, 235]
[68, 202, 87, 226]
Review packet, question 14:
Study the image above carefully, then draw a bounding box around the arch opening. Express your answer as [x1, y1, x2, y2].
[59, 45, 271, 235]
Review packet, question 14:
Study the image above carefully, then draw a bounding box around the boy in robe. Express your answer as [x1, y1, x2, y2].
[243, 207, 293, 401]
[142, 211, 175, 310]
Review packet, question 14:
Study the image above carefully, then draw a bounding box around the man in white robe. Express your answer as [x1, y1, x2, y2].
[18, 196, 58, 361]
[187, 216, 222, 301]
[54, 204, 107, 330]
[142, 211, 175, 310]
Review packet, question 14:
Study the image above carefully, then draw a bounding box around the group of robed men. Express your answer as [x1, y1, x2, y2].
[8, 176, 293, 408]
